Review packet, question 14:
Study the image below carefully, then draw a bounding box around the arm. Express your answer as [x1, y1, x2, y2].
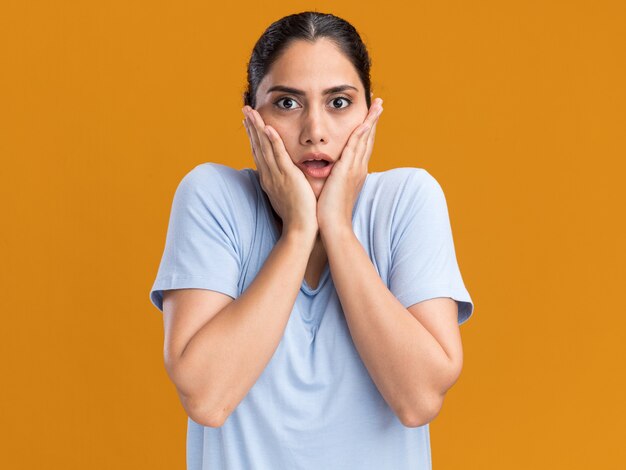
[321, 225, 463, 428]
[165, 229, 316, 427]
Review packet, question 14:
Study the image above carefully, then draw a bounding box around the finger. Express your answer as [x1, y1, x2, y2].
[245, 108, 274, 176]
[243, 108, 263, 163]
[360, 108, 382, 166]
[342, 98, 383, 166]
[243, 112, 267, 176]
[360, 119, 378, 166]
[339, 121, 370, 171]
[354, 99, 382, 165]
[364, 98, 383, 128]
[247, 108, 281, 176]
[352, 122, 372, 169]
[242, 116, 256, 158]
[264, 125, 295, 176]
[242, 117, 257, 161]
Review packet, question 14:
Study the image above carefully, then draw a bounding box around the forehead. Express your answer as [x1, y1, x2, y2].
[260, 38, 360, 93]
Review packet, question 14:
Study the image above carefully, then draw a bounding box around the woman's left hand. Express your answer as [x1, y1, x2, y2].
[317, 97, 383, 232]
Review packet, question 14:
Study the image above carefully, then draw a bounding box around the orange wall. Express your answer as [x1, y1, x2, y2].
[1, 1, 624, 468]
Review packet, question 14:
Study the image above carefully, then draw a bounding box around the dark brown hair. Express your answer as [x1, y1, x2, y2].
[243, 11, 373, 110]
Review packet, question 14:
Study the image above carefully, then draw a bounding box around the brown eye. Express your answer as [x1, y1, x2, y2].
[330, 97, 352, 109]
[275, 97, 301, 110]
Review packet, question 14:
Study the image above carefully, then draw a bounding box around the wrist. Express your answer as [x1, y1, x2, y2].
[282, 224, 318, 245]
[319, 222, 353, 242]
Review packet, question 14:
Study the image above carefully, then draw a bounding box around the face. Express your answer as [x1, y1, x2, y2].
[254, 38, 372, 198]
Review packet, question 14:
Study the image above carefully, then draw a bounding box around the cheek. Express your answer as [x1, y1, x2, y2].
[272, 124, 293, 140]
[337, 124, 359, 146]
[257, 112, 291, 139]
[342, 115, 367, 137]
[349, 116, 366, 132]
[271, 126, 298, 157]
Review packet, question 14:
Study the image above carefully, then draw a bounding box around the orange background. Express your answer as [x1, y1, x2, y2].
[1, 1, 624, 468]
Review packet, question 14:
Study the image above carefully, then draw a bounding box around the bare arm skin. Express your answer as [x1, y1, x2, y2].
[320, 225, 464, 428]
[163, 228, 316, 428]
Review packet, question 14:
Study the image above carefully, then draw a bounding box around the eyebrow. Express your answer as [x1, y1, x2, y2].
[266, 84, 359, 96]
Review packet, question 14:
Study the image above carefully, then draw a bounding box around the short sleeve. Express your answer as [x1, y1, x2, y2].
[388, 169, 475, 325]
[148, 163, 242, 313]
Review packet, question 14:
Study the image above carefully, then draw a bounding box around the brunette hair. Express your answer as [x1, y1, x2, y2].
[243, 11, 373, 110]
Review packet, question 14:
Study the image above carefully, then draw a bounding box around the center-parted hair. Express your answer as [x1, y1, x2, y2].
[243, 11, 373, 110]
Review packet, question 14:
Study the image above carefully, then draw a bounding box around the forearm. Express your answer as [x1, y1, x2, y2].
[321, 225, 453, 426]
[174, 230, 316, 426]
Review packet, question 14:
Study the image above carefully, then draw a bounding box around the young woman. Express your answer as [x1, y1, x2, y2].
[150, 11, 474, 470]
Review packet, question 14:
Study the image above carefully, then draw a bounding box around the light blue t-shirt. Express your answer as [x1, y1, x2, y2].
[149, 162, 475, 470]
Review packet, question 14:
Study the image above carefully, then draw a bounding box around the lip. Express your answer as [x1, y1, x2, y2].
[298, 152, 334, 164]
[296, 152, 335, 179]
[298, 161, 335, 179]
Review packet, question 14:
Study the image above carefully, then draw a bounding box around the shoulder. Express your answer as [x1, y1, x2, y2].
[371, 167, 450, 236]
[181, 162, 251, 189]
[178, 162, 257, 204]
[373, 166, 443, 201]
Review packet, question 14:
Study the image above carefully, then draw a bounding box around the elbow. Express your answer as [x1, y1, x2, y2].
[165, 357, 229, 428]
[399, 394, 444, 428]
[184, 395, 229, 428]
[190, 410, 227, 429]
[401, 358, 463, 427]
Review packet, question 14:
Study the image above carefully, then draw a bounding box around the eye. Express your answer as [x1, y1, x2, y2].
[330, 96, 352, 109]
[273, 96, 354, 111]
[274, 97, 302, 110]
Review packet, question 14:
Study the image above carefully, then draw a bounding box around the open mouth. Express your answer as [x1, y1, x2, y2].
[302, 159, 330, 168]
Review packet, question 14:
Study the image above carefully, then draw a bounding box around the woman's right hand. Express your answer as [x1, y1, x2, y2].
[242, 106, 318, 238]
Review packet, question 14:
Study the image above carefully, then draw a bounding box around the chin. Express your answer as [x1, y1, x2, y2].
[309, 181, 325, 198]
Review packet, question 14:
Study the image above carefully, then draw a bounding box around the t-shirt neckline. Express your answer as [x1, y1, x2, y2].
[248, 168, 370, 295]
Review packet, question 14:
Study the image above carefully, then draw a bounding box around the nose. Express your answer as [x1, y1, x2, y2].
[299, 107, 327, 145]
